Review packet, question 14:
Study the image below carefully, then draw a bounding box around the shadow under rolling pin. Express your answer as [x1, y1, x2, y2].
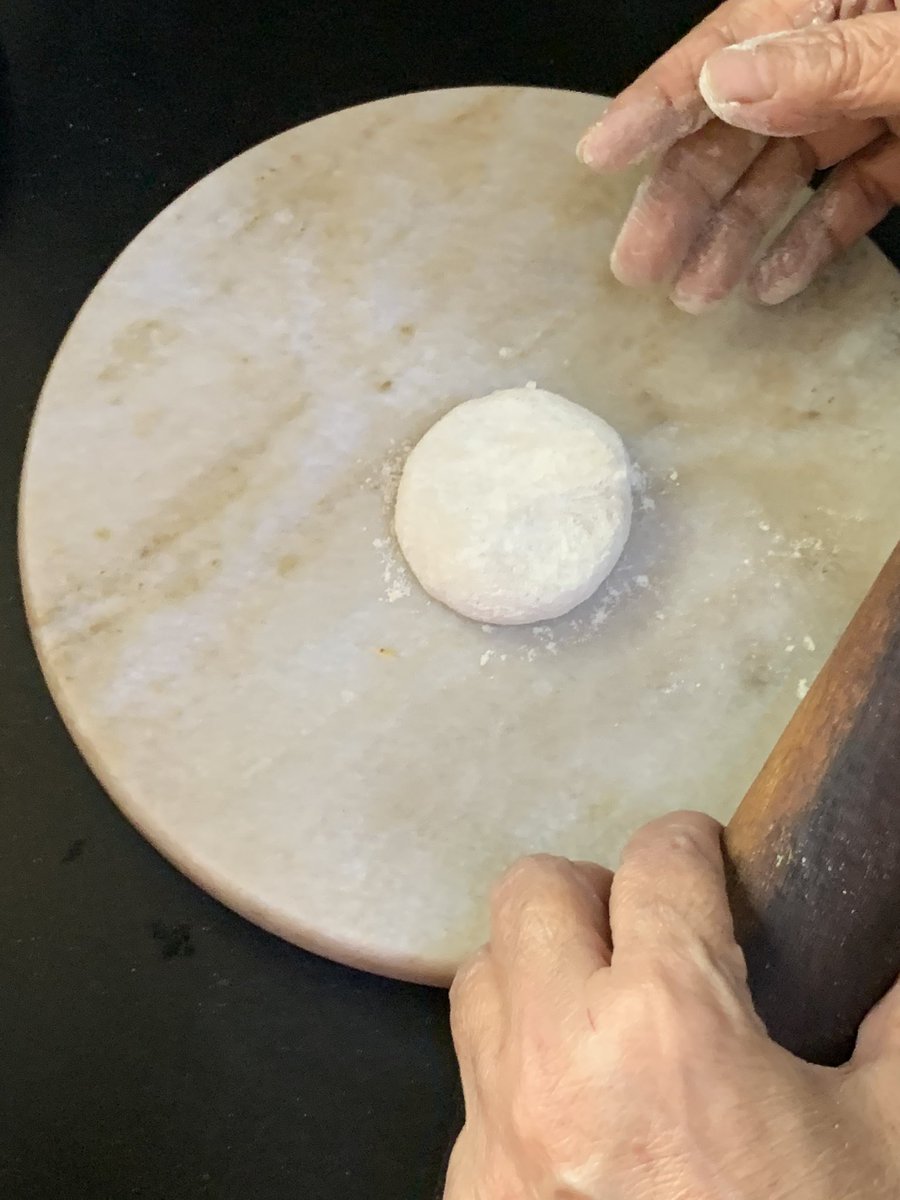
[724, 541, 900, 1067]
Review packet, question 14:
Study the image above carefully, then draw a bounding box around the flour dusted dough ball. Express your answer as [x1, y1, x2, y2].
[394, 387, 632, 625]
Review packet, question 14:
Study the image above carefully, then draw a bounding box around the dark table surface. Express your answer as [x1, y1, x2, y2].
[2, 3, 899, 1198]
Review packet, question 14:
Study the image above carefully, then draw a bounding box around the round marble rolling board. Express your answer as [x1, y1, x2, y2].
[19, 86, 900, 985]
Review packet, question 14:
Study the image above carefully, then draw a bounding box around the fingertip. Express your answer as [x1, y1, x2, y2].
[699, 36, 784, 113]
[577, 94, 710, 172]
[575, 128, 596, 167]
[669, 286, 720, 315]
[699, 71, 769, 137]
[608, 237, 634, 286]
[698, 57, 728, 117]
[698, 30, 858, 138]
[577, 121, 645, 172]
[610, 811, 744, 973]
[609, 245, 656, 290]
[748, 254, 808, 306]
[609, 231, 640, 287]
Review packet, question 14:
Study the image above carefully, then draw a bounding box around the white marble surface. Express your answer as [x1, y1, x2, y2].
[20, 87, 900, 984]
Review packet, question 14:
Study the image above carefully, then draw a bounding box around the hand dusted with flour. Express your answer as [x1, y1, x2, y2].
[394, 388, 632, 625]
[578, 0, 900, 311]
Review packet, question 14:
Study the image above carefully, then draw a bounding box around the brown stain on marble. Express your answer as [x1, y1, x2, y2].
[551, 167, 624, 228]
[240, 211, 266, 236]
[741, 653, 777, 693]
[37, 391, 312, 647]
[139, 392, 310, 565]
[627, 388, 671, 433]
[39, 392, 390, 713]
[88, 615, 118, 639]
[161, 557, 224, 604]
[404, 92, 510, 197]
[133, 409, 163, 439]
[277, 553, 300, 577]
[99, 319, 179, 384]
[754, 357, 798, 398]
[446, 91, 511, 128]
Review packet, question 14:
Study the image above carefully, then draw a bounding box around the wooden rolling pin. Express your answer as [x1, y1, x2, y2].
[724, 540, 900, 1067]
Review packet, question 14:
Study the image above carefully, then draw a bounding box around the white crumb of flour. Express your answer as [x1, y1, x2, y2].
[365, 439, 414, 604]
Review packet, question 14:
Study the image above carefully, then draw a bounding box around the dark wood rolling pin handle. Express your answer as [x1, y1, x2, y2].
[723, 541, 900, 1067]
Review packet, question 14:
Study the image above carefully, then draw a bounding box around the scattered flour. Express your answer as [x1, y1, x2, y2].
[363, 442, 836, 686]
[365, 440, 416, 605]
[361, 438, 664, 668]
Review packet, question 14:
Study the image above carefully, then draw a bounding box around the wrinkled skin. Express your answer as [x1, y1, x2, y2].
[444, 812, 900, 1199]
[576, 1, 900, 311]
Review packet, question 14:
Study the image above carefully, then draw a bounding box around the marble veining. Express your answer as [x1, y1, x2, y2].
[19, 87, 900, 984]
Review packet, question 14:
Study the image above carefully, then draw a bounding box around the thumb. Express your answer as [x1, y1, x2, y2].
[699, 15, 900, 137]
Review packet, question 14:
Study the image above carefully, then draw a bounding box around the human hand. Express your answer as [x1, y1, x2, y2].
[577, 1, 900, 311]
[444, 812, 900, 1199]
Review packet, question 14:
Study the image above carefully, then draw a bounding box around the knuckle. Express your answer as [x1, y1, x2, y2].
[490, 854, 568, 919]
[449, 949, 493, 1039]
[624, 957, 746, 1054]
[821, 26, 896, 104]
[625, 811, 721, 862]
[847, 166, 894, 220]
[819, 28, 861, 93]
[450, 947, 488, 1005]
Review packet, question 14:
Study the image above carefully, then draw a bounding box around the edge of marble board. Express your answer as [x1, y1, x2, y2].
[19, 85, 612, 988]
[19, 566, 459, 984]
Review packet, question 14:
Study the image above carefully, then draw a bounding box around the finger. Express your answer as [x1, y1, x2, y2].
[577, 0, 822, 170]
[609, 811, 746, 985]
[806, 116, 885, 168]
[488, 855, 613, 1012]
[610, 121, 767, 288]
[450, 948, 503, 1061]
[671, 137, 817, 312]
[699, 14, 900, 138]
[749, 131, 900, 304]
[450, 947, 504, 1110]
[611, 115, 881, 295]
[851, 972, 900, 1067]
[442, 1129, 478, 1200]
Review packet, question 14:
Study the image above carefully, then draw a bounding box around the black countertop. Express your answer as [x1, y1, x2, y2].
[2, 4, 898, 1198]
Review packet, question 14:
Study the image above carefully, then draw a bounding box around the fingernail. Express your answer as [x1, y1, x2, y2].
[750, 254, 812, 306]
[576, 126, 603, 166]
[670, 287, 720, 316]
[700, 37, 785, 109]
